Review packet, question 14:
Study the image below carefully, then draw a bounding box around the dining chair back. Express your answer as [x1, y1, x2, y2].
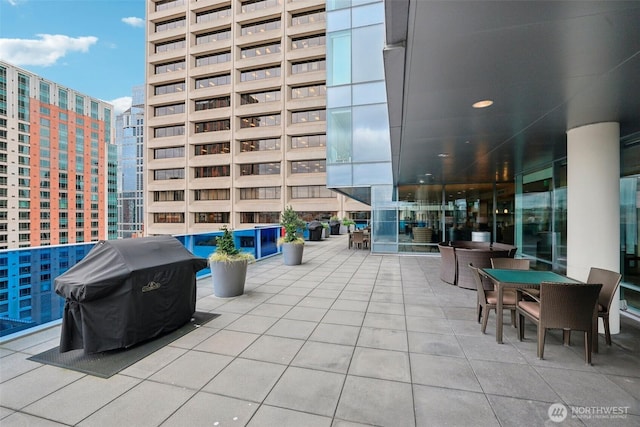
[469, 263, 516, 334]
[517, 282, 602, 364]
[491, 258, 530, 270]
[587, 267, 622, 349]
[351, 231, 365, 249]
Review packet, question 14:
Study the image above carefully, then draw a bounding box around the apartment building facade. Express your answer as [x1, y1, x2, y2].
[144, 0, 369, 236]
[0, 61, 117, 249]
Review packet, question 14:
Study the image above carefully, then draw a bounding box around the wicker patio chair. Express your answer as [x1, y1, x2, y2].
[490, 258, 530, 270]
[439, 243, 456, 284]
[516, 282, 602, 364]
[469, 263, 517, 334]
[457, 249, 509, 290]
[587, 267, 622, 351]
[351, 231, 366, 249]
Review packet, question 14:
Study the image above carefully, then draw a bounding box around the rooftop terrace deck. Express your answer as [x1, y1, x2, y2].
[1, 235, 639, 426]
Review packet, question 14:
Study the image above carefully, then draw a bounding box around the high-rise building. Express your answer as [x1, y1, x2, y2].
[0, 61, 117, 249]
[144, 0, 369, 236]
[116, 85, 145, 238]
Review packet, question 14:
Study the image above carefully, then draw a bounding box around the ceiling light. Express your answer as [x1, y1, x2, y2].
[437, 153, 450, 158]
[472, 99, 493, 109]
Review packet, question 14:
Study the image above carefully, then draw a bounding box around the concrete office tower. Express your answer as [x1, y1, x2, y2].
[116, 85, 145, 238]
[0, 61, 117, 249]
[144, 0, 369, 235]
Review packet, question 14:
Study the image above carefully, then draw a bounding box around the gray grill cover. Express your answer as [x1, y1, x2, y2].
[55, 236, 208, 354]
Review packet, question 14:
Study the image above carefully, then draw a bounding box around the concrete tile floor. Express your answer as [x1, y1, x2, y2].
[1, 235, 639, 426]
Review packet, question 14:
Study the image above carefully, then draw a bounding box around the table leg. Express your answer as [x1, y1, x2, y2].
[496, 284, 504, 344]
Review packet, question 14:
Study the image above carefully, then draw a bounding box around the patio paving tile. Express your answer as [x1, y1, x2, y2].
[2, 235, 640, 427]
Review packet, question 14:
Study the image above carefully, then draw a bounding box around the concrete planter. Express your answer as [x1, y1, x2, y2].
[282, 242, 304, 265]
[210, 259, 248, 297]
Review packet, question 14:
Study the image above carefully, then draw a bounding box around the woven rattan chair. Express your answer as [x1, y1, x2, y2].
[351, 231, 366, 249]
[587, 267, 622, 351]
[457, 249, 509, 290]
[516, 282, 602, 364]
[439, 243, 456, 284]
[469, 263, 516, 334]
[491, 258, 530, 270]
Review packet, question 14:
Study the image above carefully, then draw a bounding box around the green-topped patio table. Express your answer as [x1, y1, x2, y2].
[480, 268, 581, 343]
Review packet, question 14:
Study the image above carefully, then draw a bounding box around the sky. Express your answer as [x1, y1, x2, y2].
[0, 0, 146, 115]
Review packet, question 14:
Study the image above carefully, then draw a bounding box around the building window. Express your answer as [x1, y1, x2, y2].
[292, 34, 325, 50]
[240, 187, 281, 200]
[195, 119, 230, 133]
[195, 74, 231, 89]
[195, 142, 230, 155]
[155, 0, 185, 12]
[153, 168, 185, 180]
[154, 103, 185, 116]
[291, 185, 334, 198]
[153, 213, 185, 223]
[196, 7, 231, 23]
[240, 138, 280, 152]
[154, 125, 185, 138]
[154, 81, 185, 95]
[194, 166, 230, 178]
[194, 189, 230, 200]
[155, 60, 186, 75]
[240, 66, 281, 82]
[241, 18, 281, 36]
[196, 29, 231, 45]
[292, 109, 326, 124]
[240, 162, 280, 176]
[241, 90, 280, 105]
[291, 84, 326, 99]
[195, 212, 229, 223]
[154, 147, 184, 159]
[153, 190, 185, 201]
[155, 17, 186, 32]
[196, 51, 231, 67]
[291, 59, 327, 74]
[195, 96, 230, 111]
[241, 0, 282, 14]
[241, 42, 281, 59]
[240, 114, 280, 128]
[291, 9, 325, 26]
[291, 134, 326, 148]
[291, 160, 326, 174]
[155, 38, 186, 54]
[240, 212, 279, 223]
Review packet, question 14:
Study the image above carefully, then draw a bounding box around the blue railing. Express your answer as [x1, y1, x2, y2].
[0, 226, 282, 340]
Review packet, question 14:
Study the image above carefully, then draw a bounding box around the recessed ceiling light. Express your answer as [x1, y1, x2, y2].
[472, 99, 493, 109]
[424, 173, 432, 176]
[438, 153, 450, 158]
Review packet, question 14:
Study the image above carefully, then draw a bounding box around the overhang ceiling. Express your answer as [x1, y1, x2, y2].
[384, 0, 640, 190]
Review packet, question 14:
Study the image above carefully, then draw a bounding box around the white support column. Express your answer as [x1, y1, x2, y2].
[566, 122, 621, 333]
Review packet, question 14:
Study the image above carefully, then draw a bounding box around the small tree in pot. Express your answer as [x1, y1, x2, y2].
[209, 226, 255, 297]
[279, 206, 306, 265]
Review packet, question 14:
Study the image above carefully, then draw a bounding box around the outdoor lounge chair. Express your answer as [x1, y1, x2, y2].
[516, 282, 602, 364]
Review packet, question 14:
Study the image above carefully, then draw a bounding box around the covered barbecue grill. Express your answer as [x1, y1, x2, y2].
[55, 236, 208, 354]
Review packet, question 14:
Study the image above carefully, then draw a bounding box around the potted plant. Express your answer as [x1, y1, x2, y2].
[209, 226, 255, 298]
[329, 215, 341, 235]
[279, 206, 306, 265]
[342, 217, 356, 233]
[322, 222, 330, 239]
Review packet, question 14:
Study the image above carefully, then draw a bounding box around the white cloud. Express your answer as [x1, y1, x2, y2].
[0, 34, 98, 67]
[6, 0, 26, 6]
[109, 96, 133, 116]
[122, 17, 144, 28]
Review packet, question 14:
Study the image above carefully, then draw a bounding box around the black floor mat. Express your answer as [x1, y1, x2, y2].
[28, 311, 219, 378]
